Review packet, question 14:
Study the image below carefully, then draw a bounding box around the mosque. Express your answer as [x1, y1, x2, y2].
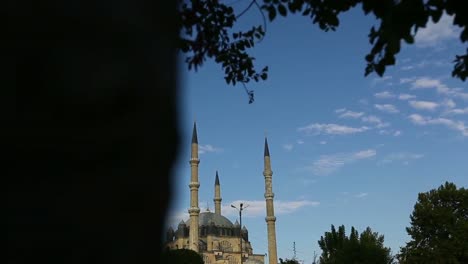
[164, 123, 278, 264]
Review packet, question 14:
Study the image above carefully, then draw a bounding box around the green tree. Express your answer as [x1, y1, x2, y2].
[318, 225, 393, 264]
[160, 248, 204, 264]
[398, 182, 468, 264]
[179, 0, 467, 102]
[279, 257, 301, 264]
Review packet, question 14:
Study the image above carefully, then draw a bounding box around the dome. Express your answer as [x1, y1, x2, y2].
[186, 212, 234, 228]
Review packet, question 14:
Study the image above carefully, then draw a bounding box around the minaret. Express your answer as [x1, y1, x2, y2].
[214, 171, 222, 215]
[263, 138, 278, 264]
[188, 122, 200, 252]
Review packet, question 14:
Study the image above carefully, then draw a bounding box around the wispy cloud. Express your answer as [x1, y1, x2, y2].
[374, 91, 396, 99]
[415, 14, 459, 47]
[306, 149, 377, 176]
[408, 114, 468, 136]
[410, 77, 468, 100]
[222, 200, 320, 218]
[371, 76, 392, 86]
[165, 210, 189, 228]
[444, 108, 468, 115]
[338, 110, 365, 119]
[400, 77, 416, 84]
[379, 152, 424, 165]
[355, 192, 368, 198]
[166, 199, 320, 226]
[393, 130, 402, 137]
[361, 115, 390, 128]
[375, 104, 399, 114]
[283, 144, 293, 151]
[298, 123, 370, 135]
[296, 139, 305, 145]
[400, 59, 451, 71]
[199, 144, 223, 154]
[441, 99, 456, 109]
[319, 141, 327, 145]
[399, 93, 417, 100]
[409, 100, 439, 111]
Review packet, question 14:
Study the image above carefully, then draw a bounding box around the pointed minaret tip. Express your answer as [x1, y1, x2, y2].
[215, 170, 220, 185]
[264, 137, 270, 157]
[192, 122, 198, 144]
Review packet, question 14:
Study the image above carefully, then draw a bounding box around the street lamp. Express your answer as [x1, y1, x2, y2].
[231, 203, 248, 263]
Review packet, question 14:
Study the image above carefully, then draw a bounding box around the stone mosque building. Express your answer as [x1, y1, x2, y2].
[164, 123, 278, 264]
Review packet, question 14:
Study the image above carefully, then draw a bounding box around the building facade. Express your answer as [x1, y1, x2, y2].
[164, 123, 277, 264]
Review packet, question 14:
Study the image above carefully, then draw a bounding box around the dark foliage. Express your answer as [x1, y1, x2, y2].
[279, 257, 300, 264]
[398, 182, 468, 264]
[160, 249, 204, 264]
[318, 225, 393, 264]
[179, 0, 467, 102]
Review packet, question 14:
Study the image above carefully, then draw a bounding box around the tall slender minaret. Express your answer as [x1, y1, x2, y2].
[263, 138, 278, 264]
[188, 122, 200, 252]
[214, 171, 222, 215]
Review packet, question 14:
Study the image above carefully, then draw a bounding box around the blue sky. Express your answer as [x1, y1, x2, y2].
[167, 3, 467, 263]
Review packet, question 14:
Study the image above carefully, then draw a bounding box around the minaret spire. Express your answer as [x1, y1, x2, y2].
[263, 137, 278, 264]
[188, 122, 200, 252]
[214, 171, 222, 215]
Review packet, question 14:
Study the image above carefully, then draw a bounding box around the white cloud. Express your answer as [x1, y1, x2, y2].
[374, 91, 396, 99]
[307, 149, 376, 176]
[411, 77, 443, 89]
[415, 14, 459, 47]
[409, 100, 439, 111]
[408, 114, 468, 136]
[410, 77, 468, 100]
[319, 141, 327, 145]
[399, 93, 416, 100]
[339, 110, 365, 119]
[371, 76, 392, 86]
[296, 139, 305, 144]
[355, 193, 368, 198]
[401, 65, 414, 70]
[401, 60, 450, 71]
[335, 108, 346, 113]
[222, 200, 319, 218]
[283, 144, 293, 151]
[379, 152, 424, 165]
[400, 77, 416, 84]
[298, 123, 370, 135]
[166, 199, 320, 226]
[441, 99, 456, 108]
[165, 210, 189, 228]
[375, 104, 399, 113]
[199, 144, 223, 154]
[393, 130, 402, 136]
[361, 115, 389, 128]
[444, 108, 468, 115]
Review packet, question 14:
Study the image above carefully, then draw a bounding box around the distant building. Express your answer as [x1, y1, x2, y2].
[164, 123, 278, 264]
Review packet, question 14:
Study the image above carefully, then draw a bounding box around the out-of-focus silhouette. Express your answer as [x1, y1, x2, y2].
[7, 1, 179, 263]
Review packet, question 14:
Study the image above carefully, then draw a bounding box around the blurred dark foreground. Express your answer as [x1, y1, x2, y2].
[7, 1, 179, 263]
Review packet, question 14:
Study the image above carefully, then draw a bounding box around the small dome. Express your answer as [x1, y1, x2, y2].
[186, 212, 234, 227]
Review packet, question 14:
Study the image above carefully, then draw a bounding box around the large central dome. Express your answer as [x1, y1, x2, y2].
[186, 211, 234, 227]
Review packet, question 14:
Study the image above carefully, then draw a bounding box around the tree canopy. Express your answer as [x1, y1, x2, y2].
[398, 182, 468, 264]
[318, 225, 393, 264]
[279, 257, 300, 264]
[179, 0, 467, 102]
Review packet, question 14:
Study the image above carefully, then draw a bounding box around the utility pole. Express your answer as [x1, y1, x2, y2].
[231, 203, 248, 264]
[293, 241, 296, 260]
